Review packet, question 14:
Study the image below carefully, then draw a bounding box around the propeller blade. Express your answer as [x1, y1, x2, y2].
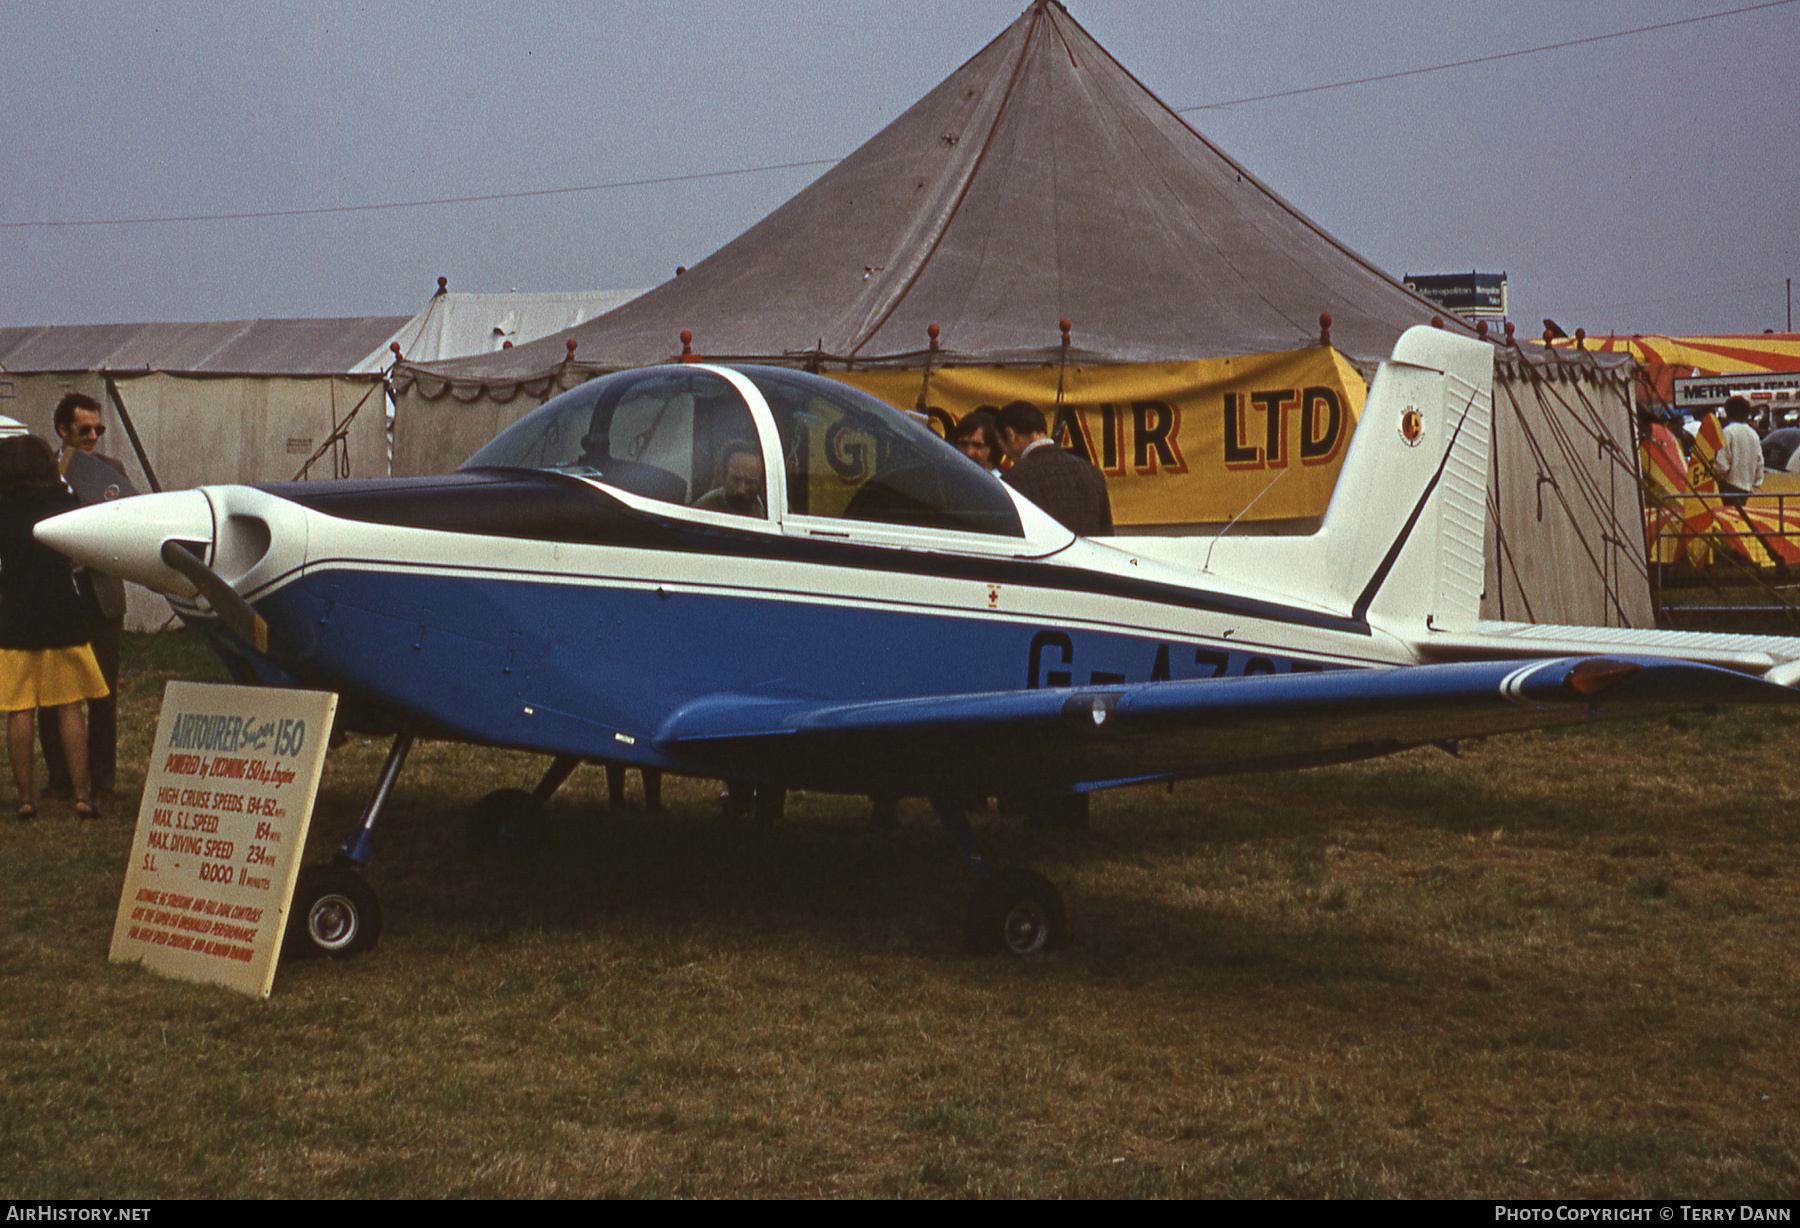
[158, 539, 269, 654]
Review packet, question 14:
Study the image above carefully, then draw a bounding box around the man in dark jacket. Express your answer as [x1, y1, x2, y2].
[995, 400, 1113, 537]
[44, 392, 125, 796]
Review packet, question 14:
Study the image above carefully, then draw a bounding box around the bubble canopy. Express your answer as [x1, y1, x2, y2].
[462, 365, 1024, 538]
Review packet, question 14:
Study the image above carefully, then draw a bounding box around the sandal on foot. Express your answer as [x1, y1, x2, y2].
[73, 799, 100, 820]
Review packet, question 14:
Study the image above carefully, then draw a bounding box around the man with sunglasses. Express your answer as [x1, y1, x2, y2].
[44, 393, 125, 798]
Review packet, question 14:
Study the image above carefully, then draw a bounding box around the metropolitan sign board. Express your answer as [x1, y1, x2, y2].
[110, 681, 338, 999]
[1675, 372, 1800, 412]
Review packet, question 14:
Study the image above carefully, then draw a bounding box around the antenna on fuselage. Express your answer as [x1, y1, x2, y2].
[1201, 467, 1288, 574]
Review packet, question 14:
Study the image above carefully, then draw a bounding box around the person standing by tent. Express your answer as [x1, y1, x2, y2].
[0, 435, 106, 819]
[995, 401, 1114, 537]
[41, 393, 125, 797]
[1712, 395, 1765, 509]
[951, 409, 1005, 475]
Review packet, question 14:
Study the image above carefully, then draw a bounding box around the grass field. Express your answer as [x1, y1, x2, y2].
[2, 631, 1796, 1197]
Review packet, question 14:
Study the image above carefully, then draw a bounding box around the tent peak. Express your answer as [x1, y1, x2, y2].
[412, 0, 1457, 387]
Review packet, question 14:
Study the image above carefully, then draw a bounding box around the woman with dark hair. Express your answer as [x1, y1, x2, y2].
[0, 435, 106, 818]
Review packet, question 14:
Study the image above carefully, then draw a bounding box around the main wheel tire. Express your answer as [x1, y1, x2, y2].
[284, 864, 382, 961]
[466, 788, 549, 854]
[963, 868, 1067, 957]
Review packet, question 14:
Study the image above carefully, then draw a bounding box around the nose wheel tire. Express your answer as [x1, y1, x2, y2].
[964, 868, 1066, 956]
[466, 788, 550, 854]
[284, 864, 382, 961]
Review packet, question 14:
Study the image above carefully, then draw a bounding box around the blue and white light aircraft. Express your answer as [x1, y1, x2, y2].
[39, 328, 1800, 959]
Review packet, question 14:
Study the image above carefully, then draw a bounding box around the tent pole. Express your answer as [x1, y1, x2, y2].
[915, 323, 939, 413]
[103, 376, 162, 494]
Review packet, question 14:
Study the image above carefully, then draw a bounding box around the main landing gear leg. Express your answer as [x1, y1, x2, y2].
[929, 797, 1066, 957]
[283, 732, 414, 963]
[464, 753, 582, 855]
[339, 732, 414, 867]
[533, 755, 583, 804]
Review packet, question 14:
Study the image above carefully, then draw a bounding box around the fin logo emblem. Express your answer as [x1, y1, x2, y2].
[1399, 407, 1425, 447]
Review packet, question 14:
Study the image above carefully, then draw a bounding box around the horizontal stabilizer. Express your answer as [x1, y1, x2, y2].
[1421, 620, 1800, 681]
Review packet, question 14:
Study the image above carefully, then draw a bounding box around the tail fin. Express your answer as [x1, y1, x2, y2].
[1121, 326, 1495, 637]
[1312, 326, 1494, 632]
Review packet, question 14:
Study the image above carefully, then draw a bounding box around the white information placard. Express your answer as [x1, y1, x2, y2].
[110, 681, 339, 999]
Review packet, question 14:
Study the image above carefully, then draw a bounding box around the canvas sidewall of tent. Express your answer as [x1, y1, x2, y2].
[1, 368, 388, 630]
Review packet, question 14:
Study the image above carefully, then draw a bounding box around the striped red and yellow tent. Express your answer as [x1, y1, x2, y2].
[1641, 416, 1800, 570]
[1558, 333, 1800, 405]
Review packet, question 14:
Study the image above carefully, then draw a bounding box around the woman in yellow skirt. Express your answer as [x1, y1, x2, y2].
[0, 435, 108, 818]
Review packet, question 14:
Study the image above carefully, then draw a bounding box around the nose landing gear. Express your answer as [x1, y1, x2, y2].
[282, 732, 412, 964]
[283, 862, 382, 960]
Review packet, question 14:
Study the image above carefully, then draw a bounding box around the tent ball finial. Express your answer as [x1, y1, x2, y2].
[389, 342, 402, 358]
[566, 339, 578, 359]
[1432, 315, 1444, 330]
[1318, 312, 1332, 346]
[436, 276, 447, 295]
[927, 322, 939, 350]
[1060, 318, 1072, 345]
[1476, 320, 1489, 339]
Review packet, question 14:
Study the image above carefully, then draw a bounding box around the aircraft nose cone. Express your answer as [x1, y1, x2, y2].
[35, 489, 213, 598]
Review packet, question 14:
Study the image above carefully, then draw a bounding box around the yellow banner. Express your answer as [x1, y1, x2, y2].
[834, 347, 1366, 527]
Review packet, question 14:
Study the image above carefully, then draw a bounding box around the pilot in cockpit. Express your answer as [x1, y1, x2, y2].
[693, 441, 766, 518]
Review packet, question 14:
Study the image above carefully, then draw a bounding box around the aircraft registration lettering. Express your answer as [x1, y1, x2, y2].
[1027, 631, 1075, 688]
[1027, 630, 1325, 688]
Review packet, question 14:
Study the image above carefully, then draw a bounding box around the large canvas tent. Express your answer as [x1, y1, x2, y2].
[1550, 332, 1800, 406]
[385, 0, 1646, 626]
[371, 284, 650, 370]
[0, 316, 408, 489]
[1486, 345, 1647, 627]
[402, 3, 1467, 381]
[391, 0, 1472, 473]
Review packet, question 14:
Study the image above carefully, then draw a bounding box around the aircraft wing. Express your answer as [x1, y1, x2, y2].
[654, 655, 1797, 795]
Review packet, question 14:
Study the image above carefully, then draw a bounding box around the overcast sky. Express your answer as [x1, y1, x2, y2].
[5, 0, 1796, 339]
